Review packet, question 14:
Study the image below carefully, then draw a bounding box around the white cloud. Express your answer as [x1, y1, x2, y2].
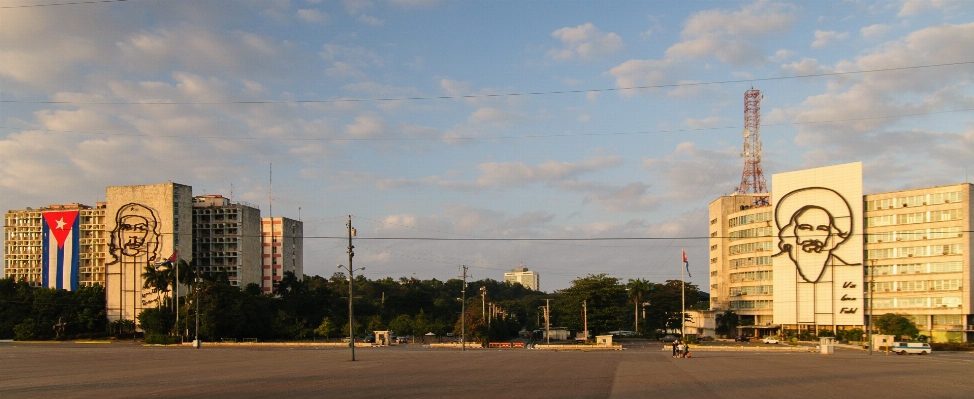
[860, 24, 891, 38]
[297, 9, 328, 23]
[344, 114, 388, 138]
[683, 116, 732, 129]
[665, 1, 796, 65]
[547, 23, 623, 61]
[899, 0, 966, 16]
[811, 30, 849, 48]
[577, 114, 592, 122]
[605, 59, 673, 93]
[358, 14, 384, 26]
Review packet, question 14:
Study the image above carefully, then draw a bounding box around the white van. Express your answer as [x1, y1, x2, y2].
[893, 342, 932, 355]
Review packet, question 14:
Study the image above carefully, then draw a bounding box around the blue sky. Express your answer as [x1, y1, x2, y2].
[1, 0, 972, 291]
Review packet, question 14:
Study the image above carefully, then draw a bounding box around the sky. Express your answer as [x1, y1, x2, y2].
[1, 0, 972, 292]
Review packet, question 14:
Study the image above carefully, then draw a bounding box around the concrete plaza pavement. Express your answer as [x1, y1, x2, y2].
[2, 342, 973, 398]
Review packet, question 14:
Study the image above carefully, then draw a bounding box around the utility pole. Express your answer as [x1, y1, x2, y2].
[545, 299, 551, 345]
[460, 265, 468, 351]
[583, 299, 588, 340]
[337, 216, 361, 361]
[868, 259, 875, 355]
[480, 286, 487, 328]
[193, 260, 200, 349]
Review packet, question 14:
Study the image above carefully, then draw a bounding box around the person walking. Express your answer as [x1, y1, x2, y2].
[671, 341, 678, 358]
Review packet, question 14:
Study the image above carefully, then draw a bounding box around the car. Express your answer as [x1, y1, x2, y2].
[734, 335, 749, 342]
[363, 335, 375, 343]
[762, 337, 780, 344]
[660, 335, 679, 343]
[397, 336, 409, 344]
[893, 342, 931, 355]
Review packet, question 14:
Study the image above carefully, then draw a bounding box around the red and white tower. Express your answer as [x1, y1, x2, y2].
[736, 88, 768, 202]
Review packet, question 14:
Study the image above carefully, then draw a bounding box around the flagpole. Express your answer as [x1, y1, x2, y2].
[680, 248, 687, 344]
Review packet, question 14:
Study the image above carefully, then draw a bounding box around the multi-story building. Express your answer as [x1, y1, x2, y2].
[709, 162, 973, 342]
[504, 266, 539, 291]
[192, 195, 261, 288]
[863, 184, 972, 342]
[708, 193, 776, 337]
[3, 203, 107, 289]
[261, 217, 303, 293]
[104, 182, 194, 324]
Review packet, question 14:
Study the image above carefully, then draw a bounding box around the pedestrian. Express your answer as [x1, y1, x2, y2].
[677, 341, 685, 358]
[671, 341, 678, 358]
[684, 343, 690, 358]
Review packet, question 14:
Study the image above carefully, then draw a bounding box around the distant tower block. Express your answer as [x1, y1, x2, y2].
[736, 88, 768, 203]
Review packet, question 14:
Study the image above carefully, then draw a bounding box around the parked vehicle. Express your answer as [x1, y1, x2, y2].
[762, 336, 780, 344]
[660, 335, 679, 343]
[893, 342, 931, 355]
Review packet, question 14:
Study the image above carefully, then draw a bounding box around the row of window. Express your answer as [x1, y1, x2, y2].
[872, 296, 962, 309]
[727, 211, 772, 228]
[866, 244, 962, 259]
[867, 261, 963, 275]
[729, 270, 773, 283]
[729, 241, 773, 255]
[729, 300, 773, 310]
[865, 209, 962, 227]
[865, 191, 963, 211]
[729, 256, 772, 268]
[866, 227, 963, 243]
[730, 285, 773, 295]
[729, 226, 773, 241]
[871, 279, 962, 292]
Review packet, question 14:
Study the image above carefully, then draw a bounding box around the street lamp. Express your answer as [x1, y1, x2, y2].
[338, 263, 364, 360]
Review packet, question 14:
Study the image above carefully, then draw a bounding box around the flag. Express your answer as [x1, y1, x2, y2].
[682, 249, 691, 278]
[42, 211, 80, 290]
[167, 251, 178, 264]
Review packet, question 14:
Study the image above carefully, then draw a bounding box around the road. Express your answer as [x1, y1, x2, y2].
[2, 342, 972, 398]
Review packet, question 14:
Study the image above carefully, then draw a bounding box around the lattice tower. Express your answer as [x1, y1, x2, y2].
[736, 88, 768, 197]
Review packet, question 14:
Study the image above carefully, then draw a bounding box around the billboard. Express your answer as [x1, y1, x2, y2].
[772, 163, 863, 327]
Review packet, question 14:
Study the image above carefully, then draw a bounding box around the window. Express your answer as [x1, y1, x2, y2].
[872, 281, 894, 292]
[729, 241, 773, 255]
[930, 261, 962, 273]
[933, 314, 963, 326]
[929, 191, 962, 205]
[930, 209, 961, 222]
[898, 280, 927, 291]
[898, 263, 923, 274]
[729, 226, 773, 241]
[898, 212, 926, 224]
[933, 297, 962, 307]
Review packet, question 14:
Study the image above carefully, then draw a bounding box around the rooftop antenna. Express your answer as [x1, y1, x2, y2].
[229, 182, 233, 202]
[736, 88, 769, 205]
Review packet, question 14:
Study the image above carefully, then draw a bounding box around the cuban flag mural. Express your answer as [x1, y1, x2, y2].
[42, 211, 80, 290]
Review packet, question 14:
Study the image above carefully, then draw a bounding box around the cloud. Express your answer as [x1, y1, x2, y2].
[472, 156, 623, 188]
[344, 113, 388, 138]
[664, 1, 797, 65]
[683, 116, 732, 129]
[297, 9, 328, 23]
[358, 14, 384, 26]
[547, 23, 624, 61]
[811, 30, 848, 48]
[605, 59, 673, 93]
[899, 0, 966, 16]
[860, 24, 891, 38]
[467, 107, 524, 127]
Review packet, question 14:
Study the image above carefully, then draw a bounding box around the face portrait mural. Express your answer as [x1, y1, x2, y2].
[107, 203, 161, 265]
[774, 188, 856, 283]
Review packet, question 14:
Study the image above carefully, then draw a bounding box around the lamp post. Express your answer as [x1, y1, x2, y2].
[868, 259, 875, 355]
[339, 215, 362, 361]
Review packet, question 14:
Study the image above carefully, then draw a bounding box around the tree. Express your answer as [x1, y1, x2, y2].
[387, 314, 413, 336]
[314, 318, 336, 339]
[553, 274, 627, 334]
[715, 310, 740, 337]
[627, 278, 651, 332]
[875, 313, 919, 338]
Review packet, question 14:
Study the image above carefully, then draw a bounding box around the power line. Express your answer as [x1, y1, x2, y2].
[0, 0, 129, 9]
[2, 108, 970, 142]
[2, 61, 971, 105]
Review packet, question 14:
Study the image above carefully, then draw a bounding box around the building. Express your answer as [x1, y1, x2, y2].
[709, 162, 973, 342]
[504, 266, 539, 291]
[708, 193, 775, 338]
[863, 184, 972, 343]
[3, 203, 107, 289]
[261, 217, 304, 293]
[192, 195, 262, 288]
[104, 182, 193, 324]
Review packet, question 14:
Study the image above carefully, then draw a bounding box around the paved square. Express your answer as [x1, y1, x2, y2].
[2, 343, 972, 398]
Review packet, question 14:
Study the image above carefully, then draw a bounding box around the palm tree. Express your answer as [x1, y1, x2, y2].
[142, 262, 172, 309]
[627, 278, 652, 333]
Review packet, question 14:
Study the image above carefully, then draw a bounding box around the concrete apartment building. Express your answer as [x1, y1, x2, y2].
[4, 203, 107, 289]
[192, 195, 262, 288]
[504, 266, 539, 291]
[863, 184, 972, 342]
[709, 162, 973, 342]
[3, 182, 304, 328]
[261, 217, 303, 293]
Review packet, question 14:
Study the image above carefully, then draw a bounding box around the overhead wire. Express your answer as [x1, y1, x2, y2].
[2, 61, 971, 105]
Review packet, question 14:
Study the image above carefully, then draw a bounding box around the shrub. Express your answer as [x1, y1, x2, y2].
[13, 319, 38, 341]
[930, 342, 973, 352]
[145, 334, 182, 345]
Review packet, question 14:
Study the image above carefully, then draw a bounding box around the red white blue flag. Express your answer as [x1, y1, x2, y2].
[42, 211, 80, 290]
[682, 249, 691, 278]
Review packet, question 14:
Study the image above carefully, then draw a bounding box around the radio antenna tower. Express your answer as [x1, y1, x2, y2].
[736, 88, 768, 204]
